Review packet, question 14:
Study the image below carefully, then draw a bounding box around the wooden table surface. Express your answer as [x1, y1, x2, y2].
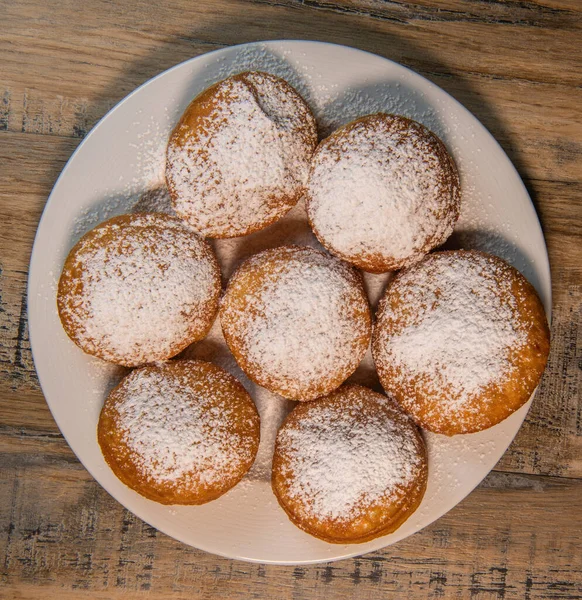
[1, 1, 581, 598]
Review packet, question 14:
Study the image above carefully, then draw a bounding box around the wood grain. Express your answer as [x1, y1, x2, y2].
[3, 0, 581, 184]
[1, 443, 582, 599]
[1, 0, 581, 596]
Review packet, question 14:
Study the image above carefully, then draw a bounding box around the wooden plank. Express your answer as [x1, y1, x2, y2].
[0, 132, 580, 478]
[272, 0, 582, 28]
[316, 0, 582, 20]
[0, 135, 79, 411]
[1, 448, 581, 598]
[3, 2, 581, 183]
[2, 6, 581, 186]
[2, 0, 581, 94]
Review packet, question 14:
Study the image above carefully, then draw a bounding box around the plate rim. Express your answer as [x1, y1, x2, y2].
[27, 39, 552, 565]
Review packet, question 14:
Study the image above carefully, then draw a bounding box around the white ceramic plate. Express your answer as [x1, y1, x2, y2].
[28, 40, 551, 564]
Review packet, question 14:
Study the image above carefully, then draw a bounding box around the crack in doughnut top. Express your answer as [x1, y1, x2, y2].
[272, 385, 428, 543]
[372, 250, 551, 435]
[305, 113, 461, 273]
[166, 71, 318, 238]
[219, 246, 372, 401]
[57, 213, 221, 367]
[98, 360, 260, 505]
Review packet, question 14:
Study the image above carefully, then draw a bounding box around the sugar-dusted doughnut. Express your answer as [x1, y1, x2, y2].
[57, 213, 221, 367]
[272, 384, 428, 543]
[98, 360, 260, 505]
[166, 71, 318, 238]
[372, 250, 550, 435]
[220, 246, 371, 401]
[306, 113, 461, 272]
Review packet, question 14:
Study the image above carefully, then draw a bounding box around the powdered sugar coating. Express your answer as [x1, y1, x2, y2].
[273, 385, 427, 539]
[373, 250, 549, 434]
[57, 213, 221, 367]
[220, 246, 371, 401]
[306, 114, 460, 272]
[166, 71, 317, 238]
[98, 360, 260, 503]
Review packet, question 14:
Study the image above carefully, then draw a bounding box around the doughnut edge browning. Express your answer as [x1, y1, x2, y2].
[271, 384, 428, 543]
[97, 360, 261, 505]
[372, 250, 551, 435]
[305, 113, 461, 273]
[57, 213, 222, 367]
[219, 245, 372, 401]
[166, 71, 318, 239]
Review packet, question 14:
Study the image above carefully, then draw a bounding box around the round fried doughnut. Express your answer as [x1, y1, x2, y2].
[57, 213, 221, 367]
[166, 71, 318, 238]
[372, 250, 550, 435]
[220, 246, 371, 401]
[305, 113, 461, 273]
[98, 360, 260, 505]
[272, 384, 428, 543]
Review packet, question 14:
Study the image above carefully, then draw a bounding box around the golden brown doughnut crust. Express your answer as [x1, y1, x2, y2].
[98, 360, 260, 505]
[372, 250, 551, 435]
[166, 71, 318, 238]
[57, 213, 221, 367]
[272, 385, 428, 543]
[219, 245, 372, 401]
[305, 113, 461, 273]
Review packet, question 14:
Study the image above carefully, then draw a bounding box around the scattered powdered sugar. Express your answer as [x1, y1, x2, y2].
[374, 251, 528, 419]
[314, 84, 441, 139]
[223, 247, 370, 399]
[307, 115, 459, 270]
[444, 227, 531, 277]
[211, 201, 322, 282]
[182, 317, 295, 481]
[61, 214, 219, 365]
[277, 387, 423, 521]
[131, 186, 177, 217]
[72, 195, 130, 245]
[166, 72, 317, 237]
[128, 112, 171, 190]
[247, 390, 294, 479]
[71, 114, 173, 245]
[113, 365, 255, 485]
[206, 43, 442, 138]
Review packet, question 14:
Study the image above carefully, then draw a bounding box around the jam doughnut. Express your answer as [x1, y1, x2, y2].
[57, 213, 221, 367]
[220, 246, 371, 401]
[372, 250, 550, 435]
[98, 360, 260, 505]
[305, 113, 461, 272]
[166, 71, 318, 238]
[272, 384, 428, 543]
